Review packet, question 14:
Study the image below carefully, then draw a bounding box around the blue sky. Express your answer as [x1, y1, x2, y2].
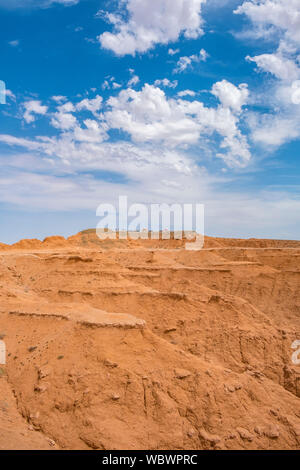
[0, 0, 299, 243]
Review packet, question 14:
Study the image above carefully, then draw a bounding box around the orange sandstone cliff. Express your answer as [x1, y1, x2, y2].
[0, 230, 299, 450]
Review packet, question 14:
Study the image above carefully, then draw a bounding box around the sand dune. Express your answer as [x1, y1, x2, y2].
[0, 230, 299, 450]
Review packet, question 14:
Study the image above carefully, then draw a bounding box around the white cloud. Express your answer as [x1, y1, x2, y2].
[51, 95, 67, 103]
[4, 86, 300, 238]
[291, 80, 300, 105]
[8, 40, 19, 47]
[112, 82, 122, 89]
[8, 81, 251, 168]
[236, 0, 300, 85]
[76, 95, 103, 115]
[235, 0, 300, 45]
[50, 112, 77, 130]
[50, 101, 77, 130]
[101, 76, 124, 91]
[212, 80, 249, 112]
[251, 115, 300, 147]
[105, 83, 250, 165]
[0, 135, 42, 150]
[154, 78, 178, 89]
[98, 0, 207, 56]
[237, 1, 300, 148]
[246, 53, 300, 81]
[72, 119, 107, 143]
[0, 134, 200, 194]
[127, 75, 140, 87]
[168, 48, 180, 56]
[23, 100, 48, 124]
[177, 90, 196, 97]
[102, 80, 110, 91]
[0, 147, 298, 240]
[174, 48, 208, 73]
[5, 89, 16, 101]
[236, 0, 300, 78]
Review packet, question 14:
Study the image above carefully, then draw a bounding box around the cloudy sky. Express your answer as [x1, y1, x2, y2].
[0, 0, 299, 243]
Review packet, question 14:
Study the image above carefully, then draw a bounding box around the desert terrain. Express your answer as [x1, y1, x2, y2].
[0, 229, 299, 450]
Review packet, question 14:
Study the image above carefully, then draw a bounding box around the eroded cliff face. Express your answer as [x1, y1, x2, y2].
[0, 231, 299, 450]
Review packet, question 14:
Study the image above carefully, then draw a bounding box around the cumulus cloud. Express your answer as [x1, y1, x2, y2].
[101, 76, 124, 91]
[76, 95, 103, 115]
[112, 82, 122, 89]
[98, 0, 207, 56]
[174, 49, 208, 73]
[211, 80, 249, 112]
[236, 0, 300, 84]
[154, 78, 178, 89]
[23, 100, 48, 124]
[4, 84, 300, 238]
[9, 80, 251, 169]
[49, 101, 77, 130]
[51, 111, 77, 130]
[235, 0, 300, 45]
[103, 83, 250, 165]
[246, 53, 300, 81]
[177, 90, 196, 97]
[51, 95, 67, 103]
[72, 119, 108, 144]
[127, 75, 140, 87]
[236, 0, 300, 148]
[235, 0, 300, 75]
[168, 48, 180, 56]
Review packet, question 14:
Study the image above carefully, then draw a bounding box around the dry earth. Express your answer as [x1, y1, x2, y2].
[0, 230, 299, 450]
